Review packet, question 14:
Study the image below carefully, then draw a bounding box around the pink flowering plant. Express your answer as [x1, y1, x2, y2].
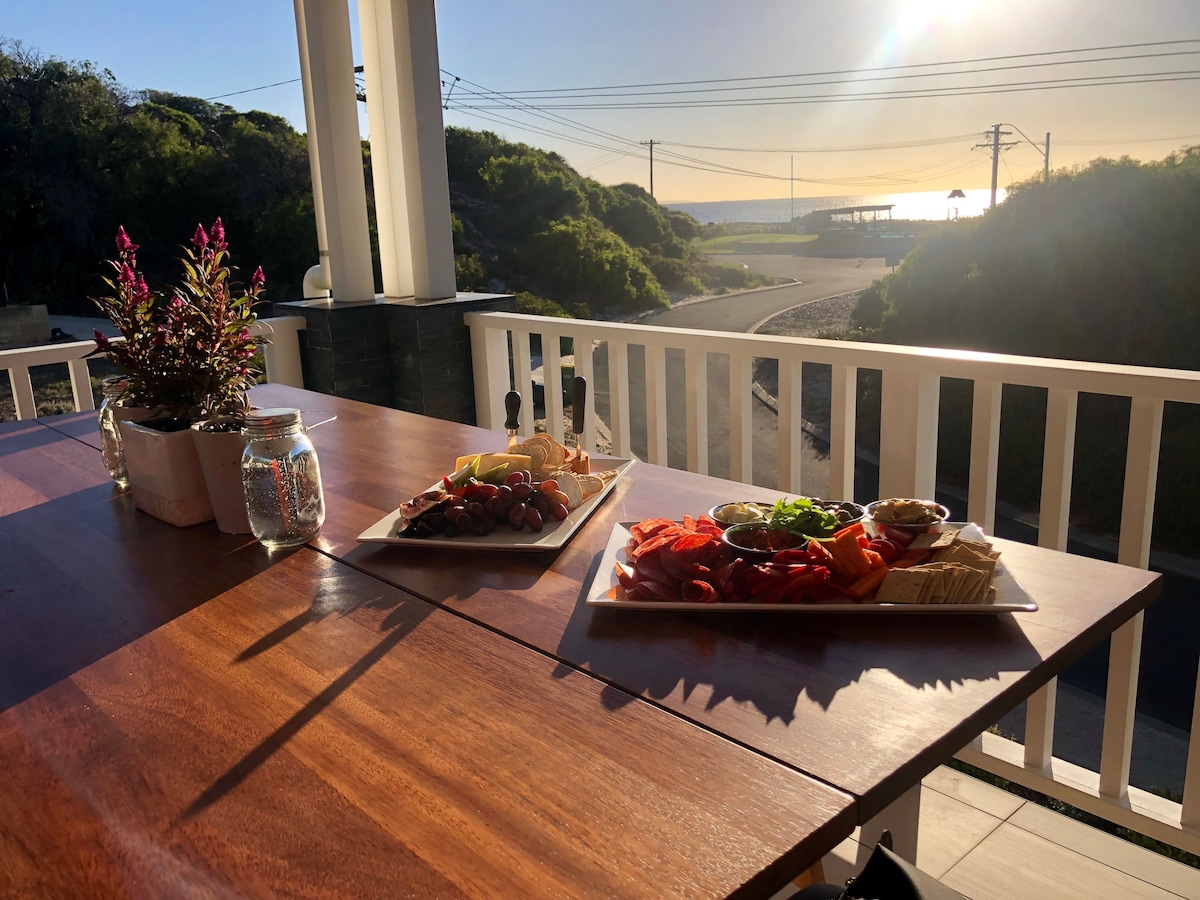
[91, 219, 267, 427]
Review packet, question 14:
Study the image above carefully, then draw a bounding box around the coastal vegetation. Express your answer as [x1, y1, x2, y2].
[444, 127, 771, 316]
[0, 42, 318, 314]
[0, 43, 760, 326]
[848, 150, 1200, 549]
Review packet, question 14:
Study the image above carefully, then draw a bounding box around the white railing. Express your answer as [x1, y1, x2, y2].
[0, 316, 306, 420]
[467, 309, 1200, 856]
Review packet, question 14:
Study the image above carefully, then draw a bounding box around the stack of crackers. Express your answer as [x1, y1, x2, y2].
[874, 529, 1001, 605]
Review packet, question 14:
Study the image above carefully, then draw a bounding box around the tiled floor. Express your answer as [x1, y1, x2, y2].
[779, 766, 1200, 899]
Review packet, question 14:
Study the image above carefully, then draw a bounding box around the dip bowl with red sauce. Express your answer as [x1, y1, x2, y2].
[720, 522, 809, 561]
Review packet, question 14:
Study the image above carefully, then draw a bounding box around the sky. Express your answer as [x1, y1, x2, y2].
[5, 0, 1200, 203]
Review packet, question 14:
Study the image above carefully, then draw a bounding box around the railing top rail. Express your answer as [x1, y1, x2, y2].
[0, 316, 307, 370]
[466, 311, 1200, 404]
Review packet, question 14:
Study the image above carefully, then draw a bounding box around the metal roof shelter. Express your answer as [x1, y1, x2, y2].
[808, 204, 894, 223]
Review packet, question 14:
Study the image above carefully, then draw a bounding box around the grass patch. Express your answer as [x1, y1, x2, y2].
[692, 233, 818, 253]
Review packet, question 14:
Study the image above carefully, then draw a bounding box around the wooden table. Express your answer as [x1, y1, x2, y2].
[241, 387, 1162, 824]
[1, 412, 854, 898]
[2, 386, 1163, 895]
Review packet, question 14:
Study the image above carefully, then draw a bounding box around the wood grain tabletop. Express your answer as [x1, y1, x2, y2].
[238, 386, 1163, 820]
[7, 387, 1162, 828]
[0, 546, 854, 899]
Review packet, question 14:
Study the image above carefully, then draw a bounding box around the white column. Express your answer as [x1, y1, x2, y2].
[296, 0, 376, 302]
[361, 0, 456, 301]
[292, 0, 329, 284]
[358, 0, 412, 298]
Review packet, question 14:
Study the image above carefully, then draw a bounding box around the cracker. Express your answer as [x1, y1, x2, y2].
[909, 529, 960, 550]
[876, 568, 931, 604]
[956, 538, 999, 559]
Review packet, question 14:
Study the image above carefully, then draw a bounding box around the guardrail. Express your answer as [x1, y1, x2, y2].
[466, 308, 1200, 857]
[0, 316, 306, 420]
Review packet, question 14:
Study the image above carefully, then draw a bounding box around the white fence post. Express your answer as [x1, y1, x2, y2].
[878, 369, 939, 498]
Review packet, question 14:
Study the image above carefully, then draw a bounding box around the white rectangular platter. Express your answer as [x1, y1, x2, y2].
[357, 458, 635, 551]
[585, 521, 1038, 613]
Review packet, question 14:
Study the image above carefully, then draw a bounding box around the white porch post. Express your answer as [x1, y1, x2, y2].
[292, 0, 330, 295]
[359, 0, 457, 301]
[295, 0, 376, 302]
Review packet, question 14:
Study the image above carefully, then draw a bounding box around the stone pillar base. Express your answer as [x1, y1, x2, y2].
[275, 292, 515, 425]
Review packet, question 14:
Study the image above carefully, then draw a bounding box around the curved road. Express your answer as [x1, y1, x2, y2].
[594, 256, 886, 494]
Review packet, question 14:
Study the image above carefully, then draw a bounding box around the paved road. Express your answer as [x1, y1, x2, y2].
[594, 257, 886, 493]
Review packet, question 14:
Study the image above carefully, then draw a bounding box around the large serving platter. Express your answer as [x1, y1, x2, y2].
[585, 521, 1037, 613]
[357, 458, 635, 551]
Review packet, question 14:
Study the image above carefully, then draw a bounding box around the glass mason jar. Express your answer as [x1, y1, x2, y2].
[241, 408, 326, 548]
[98, 376, 131, 486]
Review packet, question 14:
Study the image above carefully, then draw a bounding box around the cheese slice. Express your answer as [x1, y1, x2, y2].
[454, 452, 532, 479]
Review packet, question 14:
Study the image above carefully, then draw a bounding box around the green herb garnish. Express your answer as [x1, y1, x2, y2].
[768, 497, 841, 538]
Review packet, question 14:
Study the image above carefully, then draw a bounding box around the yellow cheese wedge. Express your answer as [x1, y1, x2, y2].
[454, 452, 532, 478]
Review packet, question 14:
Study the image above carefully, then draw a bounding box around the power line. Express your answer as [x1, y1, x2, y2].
[470, 50, 1200, 102]
[1056, 132, 1200, 146]
[453, 69, 1200, 110]
[203, 77, 301, 102]
[473, 39, 1200, 95]
[658, 134, 981, 154]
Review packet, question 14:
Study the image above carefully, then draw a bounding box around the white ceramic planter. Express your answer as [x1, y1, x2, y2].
[191, 421, 252, 534]
[119, 420, 215, 527]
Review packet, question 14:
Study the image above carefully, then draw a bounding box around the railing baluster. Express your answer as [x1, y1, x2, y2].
[1039, 387, 1077, 551]
[543, 333, 564, 443]
[1117, 397, 1163, 569]
[968, 380, 1002, 534]
[685, 348, 708, 475]
[728, 351, 753, 485]
[256, 317, 306, 388]
[1181, 659, 1200, 826]
[469, 320, 509, 431]
[645, 345, 668, 467]
[573, 335, 597, 454]
[1024, 686, 1057, 770]
[828, 363, 856, 502]
[9, 367, 36, 420]
[1100, 614, 1143, 800]
[776, 357, 802, 493]
[511, 329, 534, 438]
[67, 359, 95, 412]
[1099, 396, 1163, 799]
[608, 340, 631, 458]
[1023, 387, 1078, 771]
[878, 369, 939, 498]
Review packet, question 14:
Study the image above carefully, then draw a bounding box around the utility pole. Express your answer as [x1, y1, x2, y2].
[1045, 132, 1051, 183]
[975, 124, 1017, 208]
[641, 140, 657, 198]
[790, 154, 794, 222]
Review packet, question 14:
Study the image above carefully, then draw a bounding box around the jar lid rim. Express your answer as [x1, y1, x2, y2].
[243, 407, 302, 430]
[246, 407, 299, 419]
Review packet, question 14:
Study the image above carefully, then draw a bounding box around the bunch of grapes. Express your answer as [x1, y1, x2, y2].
[408, 470, 571, 538]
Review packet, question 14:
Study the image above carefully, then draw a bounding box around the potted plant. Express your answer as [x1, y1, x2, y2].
[91, 221, 267, 529]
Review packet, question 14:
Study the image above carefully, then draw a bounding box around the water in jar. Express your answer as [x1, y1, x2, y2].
[242, 436, 325, 548]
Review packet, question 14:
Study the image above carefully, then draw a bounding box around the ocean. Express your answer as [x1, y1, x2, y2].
[663, 188, 1005, 225]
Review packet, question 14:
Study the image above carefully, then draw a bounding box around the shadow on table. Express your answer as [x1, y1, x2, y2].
[0, 419, 80, 459]
[186, 569, 435, 819]
[0, 487, 283, 713]
[553, 550, 1043, 726]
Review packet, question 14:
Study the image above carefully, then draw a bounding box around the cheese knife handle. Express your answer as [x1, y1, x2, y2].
[504, 390, 521, 433]
[572, 377, 587, 442]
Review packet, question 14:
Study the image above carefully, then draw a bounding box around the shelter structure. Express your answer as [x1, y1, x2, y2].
[807, 204, 894, 225]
